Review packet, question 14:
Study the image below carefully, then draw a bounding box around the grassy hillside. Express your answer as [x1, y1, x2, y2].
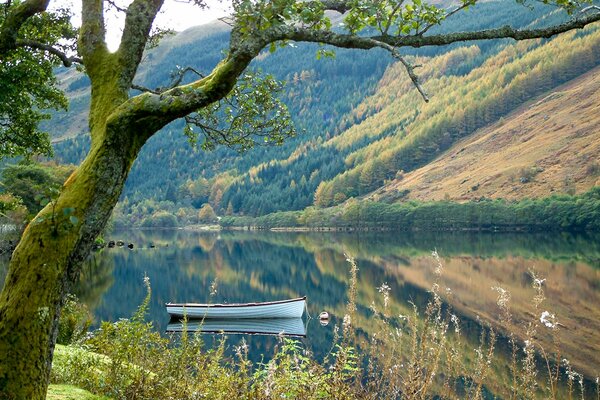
[371, 65, 600, 202]
[313, 26, 600, 208]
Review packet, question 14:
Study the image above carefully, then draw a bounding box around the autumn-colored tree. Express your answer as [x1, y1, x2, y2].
[198, 203, 218, 223]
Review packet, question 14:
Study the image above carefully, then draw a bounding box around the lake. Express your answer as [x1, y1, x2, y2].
[1, 229, 599, 390]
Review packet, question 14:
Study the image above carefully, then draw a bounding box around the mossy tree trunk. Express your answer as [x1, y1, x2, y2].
[0, 1, 164, 397]
[0, 61, 150, 400]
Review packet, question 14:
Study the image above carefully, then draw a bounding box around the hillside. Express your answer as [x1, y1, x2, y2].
[38, 1, 600, 225]
[310, 26, 600, 210]
[371, 66, 600, 202]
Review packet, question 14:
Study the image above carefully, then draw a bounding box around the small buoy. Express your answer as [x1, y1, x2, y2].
[319, 311, 330, 326]
[127, 243, 134, 249]
[107, 240, 115, 248]
[116, 240, 124, 247]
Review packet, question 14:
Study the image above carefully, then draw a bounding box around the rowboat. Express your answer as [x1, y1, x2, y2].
[166, 317, 306, 337]
[165, 296, 306, 319]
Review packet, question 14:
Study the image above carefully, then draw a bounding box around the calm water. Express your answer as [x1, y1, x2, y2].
[1, 230, 599, 384]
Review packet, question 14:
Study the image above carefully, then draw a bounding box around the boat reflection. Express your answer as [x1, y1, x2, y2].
[166, 317, 306, 337]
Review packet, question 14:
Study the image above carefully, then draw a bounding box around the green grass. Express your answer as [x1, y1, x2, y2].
[47, 384, 109, 400]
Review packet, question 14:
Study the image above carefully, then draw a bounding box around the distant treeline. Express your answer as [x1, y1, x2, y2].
[220, 187, 600, 232]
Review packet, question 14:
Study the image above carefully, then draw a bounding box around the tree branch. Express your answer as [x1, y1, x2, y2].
[79, 0, 107, 61]
[0, 0, 49, 53]
[131, 83, 161, 94]
[16, 39, 83, 67]
[109, 3, 600, 137]
[384, 11, 600, 47]
[358, 37, 429, 101]
[320, 0, 351, 13]
[117, 0, 165, 90]
[260, 11, 600, 51]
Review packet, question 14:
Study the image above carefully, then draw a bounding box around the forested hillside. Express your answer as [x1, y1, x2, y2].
[42, 1, 600, 226]
[371, 65, 600, 202]
[312, 26, 600, 208]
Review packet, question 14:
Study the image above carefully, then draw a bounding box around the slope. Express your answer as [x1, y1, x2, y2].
[372, 66, 600, 202]
[311, 25, 600, 209]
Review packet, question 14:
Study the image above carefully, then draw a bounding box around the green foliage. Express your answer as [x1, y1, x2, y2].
[57, 295, 92, 345]
[0, 192, 26, 222]
[198, 203, 218, 223]
[140, 210, 179, 228]
[0, 3, 75, 159]
[185, 70, 296, 153]
[0, 161, 75, 217]
[223, 188, 600, 231]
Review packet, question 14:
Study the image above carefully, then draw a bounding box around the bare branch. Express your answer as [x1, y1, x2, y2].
[105, 0, 127, 13]
[360, 37, 429, 101]
[16, 39, 83, 67]
[168, 66, 205, 88]
[578, 5, 600, 16]
[397, 56, 429, 102]
[131, 83, 161, 94]
[131, 66, 204, 94]
[320, 0, 351, 13]
[383, 1, 406, 36]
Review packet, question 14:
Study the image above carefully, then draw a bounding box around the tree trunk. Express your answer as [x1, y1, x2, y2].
[0, 100, 146, 398]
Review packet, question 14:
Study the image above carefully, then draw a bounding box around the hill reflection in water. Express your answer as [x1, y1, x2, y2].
[2, 230, 598, 381]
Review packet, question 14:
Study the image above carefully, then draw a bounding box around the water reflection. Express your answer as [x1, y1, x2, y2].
[1, 230, 599, 380]
[166, 318, 307, 337]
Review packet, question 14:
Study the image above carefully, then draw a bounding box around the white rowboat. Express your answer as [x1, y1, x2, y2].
[166, 318, 306, 337]
[166, 296, 306, 319]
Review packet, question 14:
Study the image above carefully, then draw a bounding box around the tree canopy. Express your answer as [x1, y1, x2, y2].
[0, 1, 76, 158]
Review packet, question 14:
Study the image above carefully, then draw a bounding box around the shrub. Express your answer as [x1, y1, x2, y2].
[57, 295, 92, 345]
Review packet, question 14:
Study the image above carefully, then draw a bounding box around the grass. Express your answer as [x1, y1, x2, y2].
[47, 384, 109, 400]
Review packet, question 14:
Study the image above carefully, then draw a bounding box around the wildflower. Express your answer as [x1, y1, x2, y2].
[378, 283, 391, 309]
[343, 314, 352, 329]
[209, 278, 218, 297]
[539, 311, 557, 329]
[450, 314, 460, 334]
[533, 277, 546, 287]
[492, 286, 511, 308]
[432, 249, 443, 275]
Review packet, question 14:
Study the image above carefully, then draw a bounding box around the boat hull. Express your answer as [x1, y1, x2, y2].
[166, 297, 306, 319]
